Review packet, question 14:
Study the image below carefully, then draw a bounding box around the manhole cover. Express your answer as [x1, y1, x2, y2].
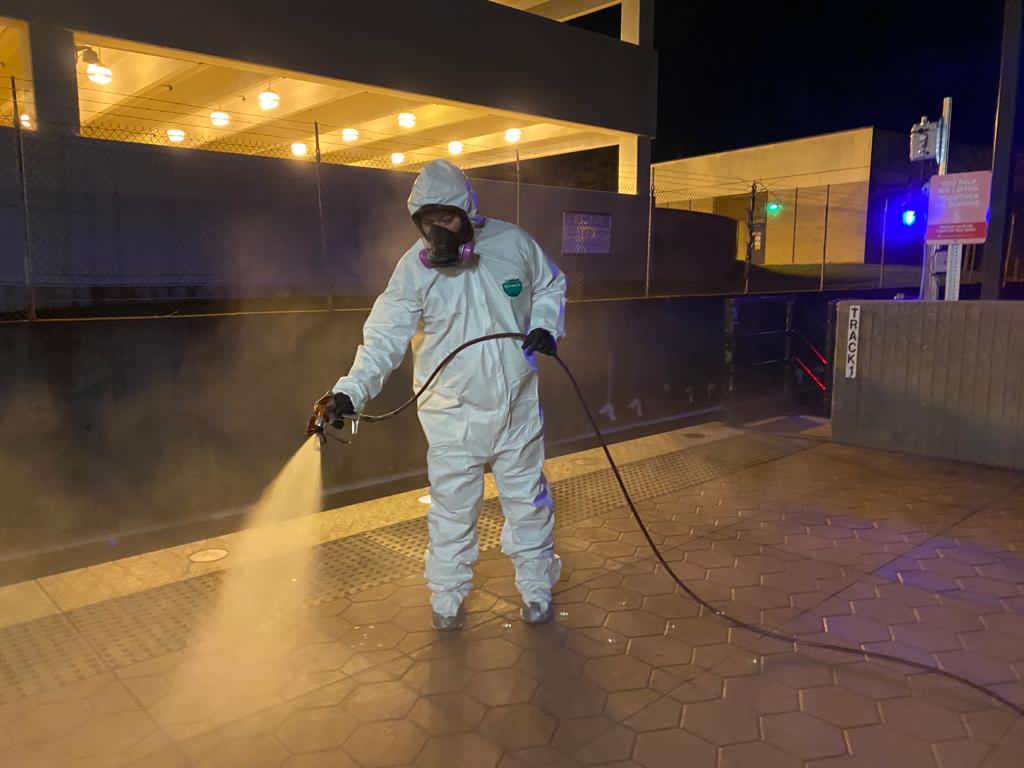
[189, 548, 229, 563]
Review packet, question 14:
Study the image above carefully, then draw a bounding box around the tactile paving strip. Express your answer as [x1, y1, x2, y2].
[0, 433, 812, 699]
[0, 614, 108, 706]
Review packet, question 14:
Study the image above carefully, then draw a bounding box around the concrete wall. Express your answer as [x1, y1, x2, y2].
[0, 0, 656, 137]
[654, 128, 874, 202]
[655, 129, 877, 267]
[832, 301, 1024, 469]
[0, 296, 726, 573]
[650, 208, 737, 293]
[0, 128, 736, 310]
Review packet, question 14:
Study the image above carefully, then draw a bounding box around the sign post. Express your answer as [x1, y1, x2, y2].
[926, 170, 993, 301]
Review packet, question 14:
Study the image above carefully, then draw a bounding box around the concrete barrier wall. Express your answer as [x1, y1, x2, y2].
[832, 301, 1024, 469]
[0, 296, 725, 570]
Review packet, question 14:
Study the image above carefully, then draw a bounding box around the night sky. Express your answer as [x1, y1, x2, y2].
[572, 0, 1009, 162]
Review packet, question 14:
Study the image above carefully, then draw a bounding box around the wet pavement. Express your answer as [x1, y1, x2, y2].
[1, 420, 1022, 767]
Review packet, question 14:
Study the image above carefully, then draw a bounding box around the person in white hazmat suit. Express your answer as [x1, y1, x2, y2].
[316, 160, 567, 631]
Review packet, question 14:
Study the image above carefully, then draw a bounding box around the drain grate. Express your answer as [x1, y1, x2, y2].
[1, 434, 811, 700]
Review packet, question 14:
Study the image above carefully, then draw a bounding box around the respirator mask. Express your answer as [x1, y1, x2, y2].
[414, 205, 475, 268]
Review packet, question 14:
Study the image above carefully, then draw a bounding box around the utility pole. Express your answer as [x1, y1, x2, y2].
[313, 121, 331, 311]
[11, 77, 36, 321]
[744, 181, 757, 294]
[915, 97, 953, 300]
[982, 0, 1022, 299]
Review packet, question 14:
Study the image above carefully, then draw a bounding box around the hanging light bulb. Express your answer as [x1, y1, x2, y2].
[448, 141, 463, 155]
[79, 47, 113, 86]
[342, 128, 359, 143]
[397, 112, 416, 128]
[258, 88, 280, 110]
[391, 152, 406, 165]
[166, 128, 186, 143]
[19, 113, 32, 129]
[291, 142, 308, 157]
[210, 111, 230, 127]
[87, 62, 113, 85]
[504, 128, 522, 144]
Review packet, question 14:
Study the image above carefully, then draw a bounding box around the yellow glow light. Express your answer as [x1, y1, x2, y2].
[19, 113, 32, 129]
[448, 141, 463, 155]
[291, 142, 308, 157]
[504, 128, 522, 144]
[166, 128, 186, 143]
[397, 112, 416, 128]
[87, 63, 113, 85]
[391, 152, 406, 165]
[258, 89, 280, 110]
[342, 128, 359, 143]
[210, 111, 230, 127]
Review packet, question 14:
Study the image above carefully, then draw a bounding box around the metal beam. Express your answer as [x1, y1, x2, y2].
[982, 0, 1022, 299]
[525, 0, 622, 22]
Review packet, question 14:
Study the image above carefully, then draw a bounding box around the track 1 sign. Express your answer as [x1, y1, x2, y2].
[926, 170, 992, 245]
[845, 305, 861, 379]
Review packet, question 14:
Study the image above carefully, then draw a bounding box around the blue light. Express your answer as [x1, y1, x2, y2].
[901, 209, 917, 227]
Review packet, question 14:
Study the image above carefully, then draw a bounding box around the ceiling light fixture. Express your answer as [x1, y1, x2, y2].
[258, 86, 280, 111]
[78, 47, 113, 86]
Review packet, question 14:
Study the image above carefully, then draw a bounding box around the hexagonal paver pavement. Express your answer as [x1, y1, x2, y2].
[720, 741, 803, 768]
[480, 704, 557, 750]
[347, 681, 418, 721]
[683, 699, 760, 745]
[878, 697, 966, 742]
[762, 711, 848, 760]
[552, 715, 635, 764]
[409, 692, 487, 735]
[7, 431, 1024, 768]
[585, 654, 653, 691]
[415, 733, 501, 768]
[634, 729, 716, 768]
[604, 610, 669, 637]
[344, 720, 427, 767]
[466, 667, 538, 707]
[800, 686, 879, 728]
[276, 707, 358, 753]
[724, 675, 799, 714]
[588, 588, 645, 612]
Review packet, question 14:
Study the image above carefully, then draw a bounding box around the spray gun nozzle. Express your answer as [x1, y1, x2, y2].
[306, 414, 327, 445]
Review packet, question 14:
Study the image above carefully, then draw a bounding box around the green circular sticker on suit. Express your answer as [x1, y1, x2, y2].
[502, 278, 523, 297]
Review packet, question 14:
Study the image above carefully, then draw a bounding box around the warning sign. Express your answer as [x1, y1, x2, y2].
[845, 305, 860, 379]
[926, 170, 992, 245]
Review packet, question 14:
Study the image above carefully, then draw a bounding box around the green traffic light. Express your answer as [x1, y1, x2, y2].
[766, 201, 783, 217]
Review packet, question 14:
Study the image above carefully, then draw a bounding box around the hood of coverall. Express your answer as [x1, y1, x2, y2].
[407, 160, 484, 225]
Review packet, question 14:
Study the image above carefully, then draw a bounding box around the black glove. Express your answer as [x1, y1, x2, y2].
[314, 391, 355, 429]
[522, 328, 557, 356]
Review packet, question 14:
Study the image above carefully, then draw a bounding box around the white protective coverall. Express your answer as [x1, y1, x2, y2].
[332, 160, 567, 616]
